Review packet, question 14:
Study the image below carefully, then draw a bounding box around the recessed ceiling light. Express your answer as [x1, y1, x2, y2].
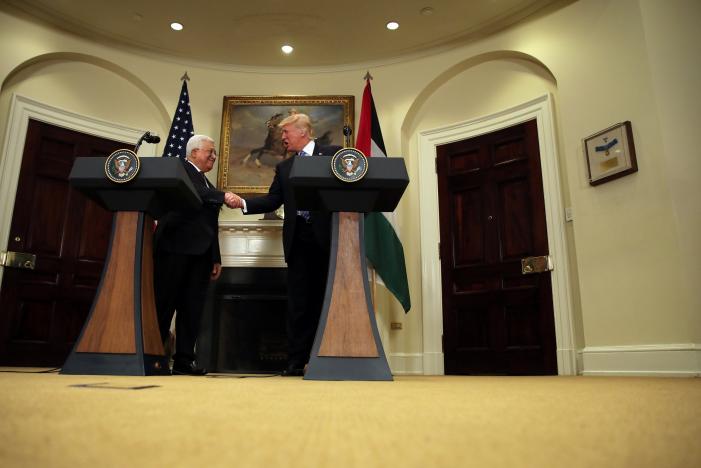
[420, 7, 434, 16]
[281, 45, 294, 54]
[170, 22, 183, 31]
[386, 21, 399, 30]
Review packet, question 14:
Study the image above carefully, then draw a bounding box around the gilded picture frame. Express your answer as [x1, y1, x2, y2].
[583, 121, 638, 186]
[217, 95, 355, 194]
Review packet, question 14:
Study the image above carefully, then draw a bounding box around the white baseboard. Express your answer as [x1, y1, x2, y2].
[391, 345, 701, 377]
[580, 343, 701, 377]
[389, 353, 424, 375]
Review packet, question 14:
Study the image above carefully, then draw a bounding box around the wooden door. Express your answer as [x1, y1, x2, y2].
[0, 119, 127, 366]
[437, 119, 557, 375]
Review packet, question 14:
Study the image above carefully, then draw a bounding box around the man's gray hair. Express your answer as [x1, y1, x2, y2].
[186, 134, 214, 158]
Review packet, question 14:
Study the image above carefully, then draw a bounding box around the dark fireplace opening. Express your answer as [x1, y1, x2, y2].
[199, 267, 288, 373]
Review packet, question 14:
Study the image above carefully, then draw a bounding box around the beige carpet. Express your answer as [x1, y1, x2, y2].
[0, 370, 699, 468]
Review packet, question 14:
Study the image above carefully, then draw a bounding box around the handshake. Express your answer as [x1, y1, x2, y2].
[224, 192, 244, 209]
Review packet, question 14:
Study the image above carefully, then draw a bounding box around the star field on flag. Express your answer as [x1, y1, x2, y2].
[163, 79, 195, 159]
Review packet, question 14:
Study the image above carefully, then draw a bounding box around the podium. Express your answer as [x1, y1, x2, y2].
[289, 155, 409, 380]
[60, 157, 201, 375]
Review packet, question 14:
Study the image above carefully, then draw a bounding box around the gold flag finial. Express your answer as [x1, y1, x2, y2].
[363, 71, 373, 81]
[180, 72, 190, 81]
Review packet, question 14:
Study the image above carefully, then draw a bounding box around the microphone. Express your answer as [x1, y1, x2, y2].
[142, 131, 161, 144]
[134, 131, 161, 153]
[342, 126, 352, 147]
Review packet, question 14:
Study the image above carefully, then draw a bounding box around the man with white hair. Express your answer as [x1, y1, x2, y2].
[154, 134, 238, 375]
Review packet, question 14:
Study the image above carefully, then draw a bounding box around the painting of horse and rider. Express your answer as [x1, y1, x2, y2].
[218, 95, 355, 194]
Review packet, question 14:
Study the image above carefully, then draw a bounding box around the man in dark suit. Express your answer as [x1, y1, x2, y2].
[154, 134, 238, 375]
[230, 113, 341, 376]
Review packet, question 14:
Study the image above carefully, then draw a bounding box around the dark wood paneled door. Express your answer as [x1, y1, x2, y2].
[437, 119, 557, 375]
[0, 119, 127, 366]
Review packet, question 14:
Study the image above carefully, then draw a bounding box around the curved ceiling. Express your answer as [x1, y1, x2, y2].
[3, 0, 566, 68]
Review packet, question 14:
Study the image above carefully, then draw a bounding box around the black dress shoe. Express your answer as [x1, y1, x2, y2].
[172, 362, 207, 376]
[280, 365, 304, 377]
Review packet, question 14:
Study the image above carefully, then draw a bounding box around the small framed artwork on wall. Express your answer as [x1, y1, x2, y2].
[583, 121, 638, 186]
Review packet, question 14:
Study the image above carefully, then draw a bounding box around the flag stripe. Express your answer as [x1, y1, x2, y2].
[369, 95, 386, 156]
[356, 85, 373, 156]
[364, 212, 410, 312]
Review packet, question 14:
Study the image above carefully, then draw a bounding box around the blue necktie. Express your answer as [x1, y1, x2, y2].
[297, 151, 310, 221]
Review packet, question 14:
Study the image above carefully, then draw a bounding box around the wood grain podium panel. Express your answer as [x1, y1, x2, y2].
[76, 211, 137, 353]
[60, 156, 195, 375]
[318, 212, 378, 357]
[139, 217, 163, 356]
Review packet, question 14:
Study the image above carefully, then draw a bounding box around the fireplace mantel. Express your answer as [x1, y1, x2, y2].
[218, 220, 285, 268]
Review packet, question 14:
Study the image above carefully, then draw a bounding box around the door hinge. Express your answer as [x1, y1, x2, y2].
[0, 251, 36, 270]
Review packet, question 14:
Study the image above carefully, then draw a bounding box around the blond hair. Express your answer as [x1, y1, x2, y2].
[278, 113, 314, 137]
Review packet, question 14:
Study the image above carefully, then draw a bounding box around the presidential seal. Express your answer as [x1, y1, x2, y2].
[105, 149, 140, 183]
[331, 148, 368, 183]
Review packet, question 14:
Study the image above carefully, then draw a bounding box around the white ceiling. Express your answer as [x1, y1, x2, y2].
[3, 0, 567, 68]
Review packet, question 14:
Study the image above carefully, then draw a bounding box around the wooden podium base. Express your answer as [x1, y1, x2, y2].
[61, 212, 169, 376]
[304, 212, 393, 381]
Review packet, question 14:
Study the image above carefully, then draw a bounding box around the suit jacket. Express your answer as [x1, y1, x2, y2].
[153, 158, 225, 264]
[245, 143, 342, 262]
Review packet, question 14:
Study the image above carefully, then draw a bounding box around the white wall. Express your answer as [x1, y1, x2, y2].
[0, 59, 167, 149]
[639, 0, 701, 341]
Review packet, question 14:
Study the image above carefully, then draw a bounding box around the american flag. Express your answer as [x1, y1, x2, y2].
[162, 79, 195, 158]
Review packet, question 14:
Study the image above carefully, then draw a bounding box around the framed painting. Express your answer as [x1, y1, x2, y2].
[218, 95, 354, 194]
[584, 121, 638, 186]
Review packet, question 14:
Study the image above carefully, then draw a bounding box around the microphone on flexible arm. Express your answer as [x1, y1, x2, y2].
[142, 131, 161, 144]
[133, 131, 161, 153]
[343, 126, 353, 148]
